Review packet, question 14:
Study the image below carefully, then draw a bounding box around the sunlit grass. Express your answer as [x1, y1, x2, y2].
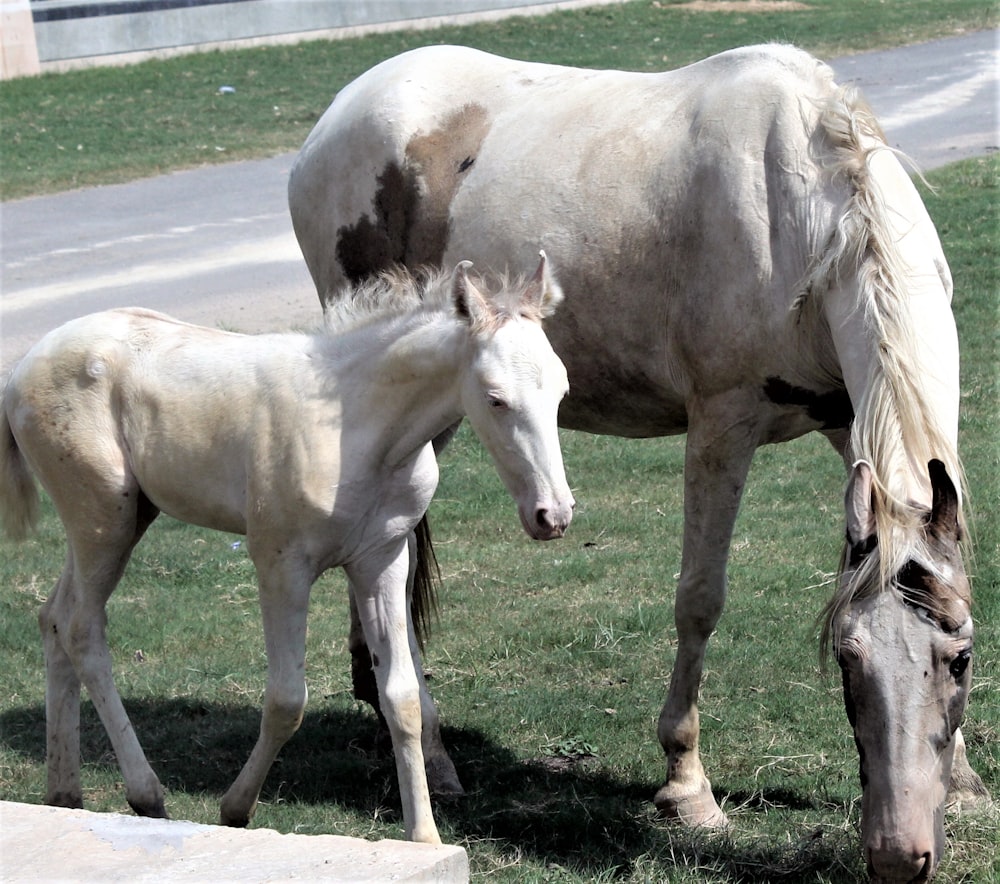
[1, 156, 997, 881]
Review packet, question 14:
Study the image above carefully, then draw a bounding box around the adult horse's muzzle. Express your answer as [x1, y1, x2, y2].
[865, 831, 936, 883]
[521, 495, 575, 541]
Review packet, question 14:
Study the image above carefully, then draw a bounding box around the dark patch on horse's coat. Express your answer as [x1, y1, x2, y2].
[334, 104, 491, 284]
[335, 162, 420, 284]
[763, 376, 853, 429]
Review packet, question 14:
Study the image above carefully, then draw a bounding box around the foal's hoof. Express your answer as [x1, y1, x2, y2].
[653, 779, 729, 828]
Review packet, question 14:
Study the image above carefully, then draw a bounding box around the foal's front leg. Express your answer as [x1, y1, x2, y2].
[347, 529, 463, 796]
[347, 542, 440, 844]
[220, 556, 312, 827]
[654, 395, 759, 828]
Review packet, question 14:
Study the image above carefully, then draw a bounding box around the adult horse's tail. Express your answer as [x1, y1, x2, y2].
[411, 514, 440, 648]
[0, 382, 40, 541]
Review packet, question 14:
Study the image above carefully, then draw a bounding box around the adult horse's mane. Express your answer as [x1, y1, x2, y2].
[803, 86, 971, 653]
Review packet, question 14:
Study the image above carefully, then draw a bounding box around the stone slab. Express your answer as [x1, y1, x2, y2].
[0, 801, 469, 882]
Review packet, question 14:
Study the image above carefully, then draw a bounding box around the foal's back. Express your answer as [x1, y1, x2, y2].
[6, 308, 326, 537]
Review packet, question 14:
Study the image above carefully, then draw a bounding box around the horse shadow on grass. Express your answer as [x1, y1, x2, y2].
[0, 698, 863, 882]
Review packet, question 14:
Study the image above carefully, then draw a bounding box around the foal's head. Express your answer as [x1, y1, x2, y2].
[826, 460, 972, 883]
[452, 253, 574, 541]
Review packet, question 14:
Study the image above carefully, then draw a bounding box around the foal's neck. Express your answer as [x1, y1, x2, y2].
[355, 312, 469, 468]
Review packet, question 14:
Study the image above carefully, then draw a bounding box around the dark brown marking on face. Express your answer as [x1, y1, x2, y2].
[896, 560, 969, 633]
[334, 104, 491, 284]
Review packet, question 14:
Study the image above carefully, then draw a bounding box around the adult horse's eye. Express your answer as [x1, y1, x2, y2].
[487, 395, 508, 410]
[949, 650, 971, 680]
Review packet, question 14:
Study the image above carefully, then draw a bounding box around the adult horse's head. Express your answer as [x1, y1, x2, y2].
[452, 252, 574, 540]
[826, 459, 972, 883]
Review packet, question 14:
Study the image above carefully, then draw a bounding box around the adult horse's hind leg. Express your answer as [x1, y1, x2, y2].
[39, 485, 165, 817]
[654, 395, 759, 827]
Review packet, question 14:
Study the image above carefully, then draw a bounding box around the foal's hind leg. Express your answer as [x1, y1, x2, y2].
[40, 482, 165, 817]
[39, 558, 83, 809]
[654, 396, 758, 827]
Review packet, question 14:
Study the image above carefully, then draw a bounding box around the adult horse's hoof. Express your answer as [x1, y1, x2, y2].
[946, 731, 992, 813]
[46, 791, 84, 810]
[127, 797, 168, 819]
[426, 754, 465, 798]
[653, 778, 729, 828]
[946, 779, 993, 814]
[219, 794, 255, 828]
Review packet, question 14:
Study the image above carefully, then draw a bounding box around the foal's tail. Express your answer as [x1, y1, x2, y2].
[0, 384, 40, 541]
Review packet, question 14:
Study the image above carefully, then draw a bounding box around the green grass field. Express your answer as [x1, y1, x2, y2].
[1, 157, 997, 881]
[0, 0, 996, 199]
[1, 1, 998, 880]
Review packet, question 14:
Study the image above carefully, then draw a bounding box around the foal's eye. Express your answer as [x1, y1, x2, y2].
[487, 395, 508, 410]
[949, 650, 971, 680]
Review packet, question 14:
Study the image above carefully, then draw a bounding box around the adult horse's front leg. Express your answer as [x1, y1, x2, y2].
[347, 543, 441, 844]
[220, 557, 312, 827]
[654, 395, 759, 827]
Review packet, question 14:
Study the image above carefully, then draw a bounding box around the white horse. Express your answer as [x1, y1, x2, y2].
[287, 44, 988, 879]
[0, 256, 574, 844]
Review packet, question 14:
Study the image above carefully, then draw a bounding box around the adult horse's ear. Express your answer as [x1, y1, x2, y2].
[927, 459, 961, 544]
[845, 460, 876, 550]
[524, 250, 564, 318]
[452, 260, 491, 327]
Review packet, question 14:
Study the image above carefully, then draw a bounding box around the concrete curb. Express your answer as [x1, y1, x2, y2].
[0, 801, 469, 882]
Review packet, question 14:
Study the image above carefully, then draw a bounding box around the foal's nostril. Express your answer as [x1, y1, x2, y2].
[535, 508, 550, 529]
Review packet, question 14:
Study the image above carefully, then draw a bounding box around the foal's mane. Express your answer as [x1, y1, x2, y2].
[805, 87, 970, 653]
[324, 265, 548, 334]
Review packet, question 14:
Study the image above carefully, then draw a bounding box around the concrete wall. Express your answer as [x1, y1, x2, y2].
[3, 0, 613, 77]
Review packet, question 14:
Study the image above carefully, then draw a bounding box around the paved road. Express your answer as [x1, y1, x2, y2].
[2, 29, 997, 372]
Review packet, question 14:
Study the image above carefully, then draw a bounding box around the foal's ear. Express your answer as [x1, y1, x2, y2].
[927, 459, 961, 544]
[845, 460, 877, 550]
[523, 250, 564, 318]
[451, 260, 491, 327]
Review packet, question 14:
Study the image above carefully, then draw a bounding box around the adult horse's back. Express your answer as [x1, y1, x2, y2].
[289, 44, 988, 879]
